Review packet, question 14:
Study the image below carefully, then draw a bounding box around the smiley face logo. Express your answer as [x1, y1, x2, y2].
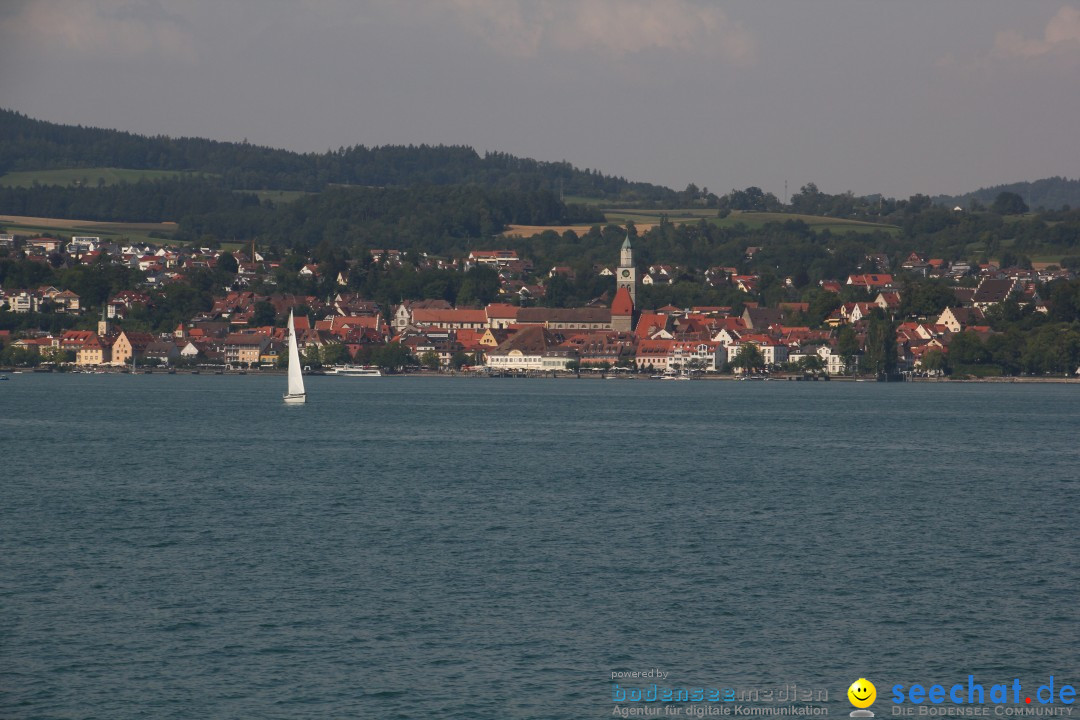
[848, 678, 876, 709]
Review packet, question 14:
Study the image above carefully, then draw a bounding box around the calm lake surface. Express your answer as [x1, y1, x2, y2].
[2, 375, 1078, 719]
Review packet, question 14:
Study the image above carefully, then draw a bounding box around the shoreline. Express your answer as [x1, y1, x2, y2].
[3, 367, 1079, 383]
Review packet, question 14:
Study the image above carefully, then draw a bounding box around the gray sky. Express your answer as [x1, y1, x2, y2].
[2, 1, 1079, 199]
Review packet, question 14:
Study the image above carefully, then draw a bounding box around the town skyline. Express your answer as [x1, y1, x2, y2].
[3, 229, 1078, 380]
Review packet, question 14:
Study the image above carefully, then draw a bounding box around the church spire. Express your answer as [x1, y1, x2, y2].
[617, 230, 637, 306]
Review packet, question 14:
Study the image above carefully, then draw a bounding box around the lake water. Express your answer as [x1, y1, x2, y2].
[2, 375, 1078, 719]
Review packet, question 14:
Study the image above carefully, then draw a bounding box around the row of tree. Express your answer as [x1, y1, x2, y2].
[0, 109, 678, 201]
[0, 179, 605, 249]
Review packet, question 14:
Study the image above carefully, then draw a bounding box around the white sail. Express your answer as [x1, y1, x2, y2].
[284, 309, 306, 403]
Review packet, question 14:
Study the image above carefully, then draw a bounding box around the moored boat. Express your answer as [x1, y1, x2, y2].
[325, 365, 382, 377]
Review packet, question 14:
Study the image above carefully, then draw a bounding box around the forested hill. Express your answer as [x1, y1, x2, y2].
[935, 177, 1080, 212]
[0, 109, 677, 201]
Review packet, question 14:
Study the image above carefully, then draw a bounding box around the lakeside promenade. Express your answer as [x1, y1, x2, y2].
[3, 367, 1078, 383]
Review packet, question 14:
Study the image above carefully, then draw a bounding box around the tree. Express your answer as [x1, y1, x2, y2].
[729, 344, 765, 373]
[371, 342, 412, 372]
[905, 194, 933, 214]
[0, 346, 40, 367]
[1045, 279, 1080, 323]
[836, 326, 860, 374]
[250, 300, 277, 327]
[948, 331, 989, 366]
[789, 182, 823, 214]
[218, 251, 239, 274]
[862, 311, 897, 377]
[301, 343, 321, 369]
[449, 350, 470, 370]
[986, 331, 1024, 375]
[921, 348, 948, 376]
[419, 351, 440, 370]
[1020, 325, 1080, 375]
[721, 186, 780, 212]
[543, 274, 574, 308]
[991, 191, 1029, 215]
[457, 265, 500, 306]
[799, 354, 824, 375]
[898, 278, 956, 318]
[320, 342, 349, 366]
[40, 347, 74, 366]
[807, 289, 843, 326]
[997, 251, 1031, 270]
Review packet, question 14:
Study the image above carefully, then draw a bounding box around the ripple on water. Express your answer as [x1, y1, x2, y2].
[1, 377, 1078, 718]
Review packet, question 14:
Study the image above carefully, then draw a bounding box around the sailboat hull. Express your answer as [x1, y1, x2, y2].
[283, 393, 306, 404]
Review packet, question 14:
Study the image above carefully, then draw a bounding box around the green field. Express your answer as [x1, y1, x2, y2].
[0, 167, 211, 188]
[561, 194, 607, 206]
[0, 214, 179, 245]
[249, 189, 310, 204]
[959, 237, 1070, 266]
[602, 208, 900, 235]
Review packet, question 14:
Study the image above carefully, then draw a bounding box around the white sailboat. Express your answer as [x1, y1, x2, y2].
[283, 309, 306, 404]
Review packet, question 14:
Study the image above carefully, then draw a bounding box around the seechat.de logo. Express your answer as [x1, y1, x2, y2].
[849, 678, 877, 717]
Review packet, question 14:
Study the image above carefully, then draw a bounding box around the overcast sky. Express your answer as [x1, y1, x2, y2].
[2, 1, 1079, 200]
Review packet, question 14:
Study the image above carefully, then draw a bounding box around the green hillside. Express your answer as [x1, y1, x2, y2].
[935, 177, 1080, 211]
[0, 167, 210, 188]
[0, 108, 678, 202]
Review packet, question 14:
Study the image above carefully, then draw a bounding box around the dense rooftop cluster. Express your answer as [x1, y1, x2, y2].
[2, 231, 1078, 377]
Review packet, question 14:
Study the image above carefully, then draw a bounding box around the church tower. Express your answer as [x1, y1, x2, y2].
[616, 233, 638, 306]
[98, 305, 112, 337]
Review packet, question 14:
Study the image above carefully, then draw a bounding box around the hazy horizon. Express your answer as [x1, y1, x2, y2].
[2, 1, 1079, 200]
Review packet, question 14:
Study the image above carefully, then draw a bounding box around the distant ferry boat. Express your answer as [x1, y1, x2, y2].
[326, 365, 382, 377]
